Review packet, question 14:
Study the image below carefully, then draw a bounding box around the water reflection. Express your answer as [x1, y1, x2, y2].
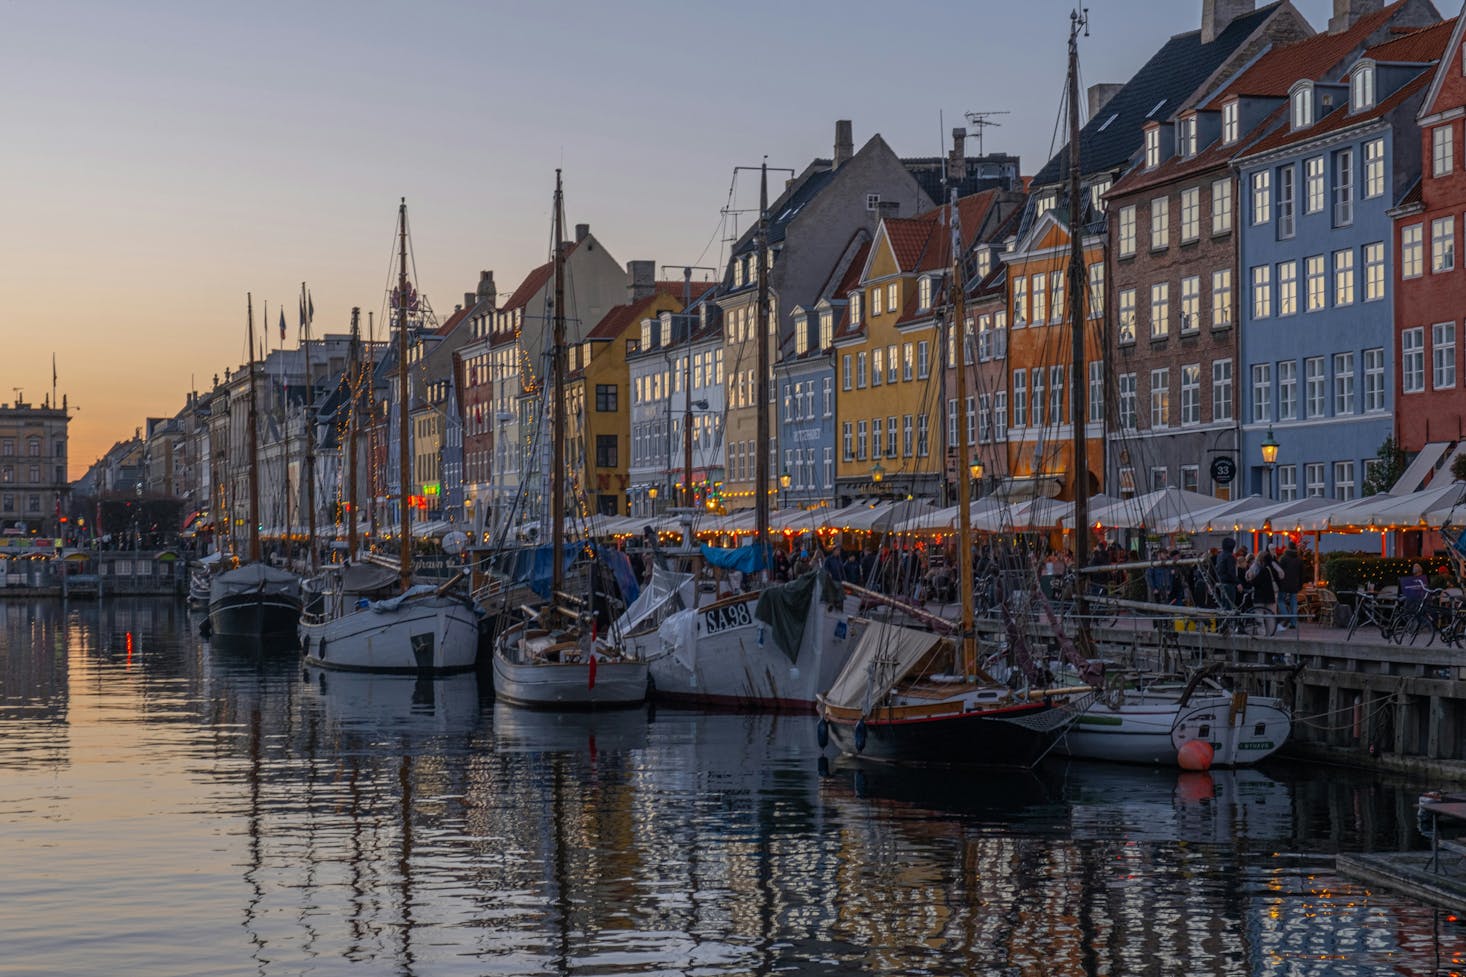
[2, 598, 1466, 975]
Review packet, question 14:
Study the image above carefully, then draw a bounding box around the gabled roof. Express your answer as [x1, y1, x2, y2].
[1032, 2, 1285, 186]
[1365, 15, 1455, 63]
[583, 283, 698, 341]
[882, 216, 940, 272]
[500, 241, 581, 312]
[1419, 7, 1466, 119]
[1109, 103, 1287, 199]
[435, 306, 472, 337]
[1240, 68, 1436, 160]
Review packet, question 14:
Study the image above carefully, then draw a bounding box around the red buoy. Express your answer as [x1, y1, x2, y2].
[1177, 738, 1215, 771]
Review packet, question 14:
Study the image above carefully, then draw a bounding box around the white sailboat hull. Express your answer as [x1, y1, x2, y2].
[301, 595, 480, 673]
[493, 622, 647, 708]
[1058, 692, 1291, 767]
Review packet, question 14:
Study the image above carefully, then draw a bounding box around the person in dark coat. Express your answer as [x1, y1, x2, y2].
[1215, 538, 1239, 610]
[823, 544, 846, 583]
[1250, 545, 1279, 632]
[1277, 544, 1305, 630]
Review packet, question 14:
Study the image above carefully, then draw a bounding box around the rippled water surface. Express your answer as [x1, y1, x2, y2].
[2, 598, 1464, 976]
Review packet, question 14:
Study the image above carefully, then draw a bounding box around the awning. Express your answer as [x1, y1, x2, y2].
[989, 475, 1064, 502]
[1391, 442, 1451, 494]
[822, 620, 947, 712]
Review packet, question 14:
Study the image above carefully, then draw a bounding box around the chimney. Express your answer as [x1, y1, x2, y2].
[626, 260, 657, 303]
[1329, 0, 1383, 33]
[575, 223, 590, 243]
[949, 127, 969, 185]
[833, 119, 854, 170]
[1201, 0, 1256, 44]
[464, 292, 475, 310]
[477, 270, 497, 314]
[1088, 83, 1124, 119]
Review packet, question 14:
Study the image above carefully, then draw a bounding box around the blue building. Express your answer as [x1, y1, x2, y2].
[1235, 28, 1444, 501]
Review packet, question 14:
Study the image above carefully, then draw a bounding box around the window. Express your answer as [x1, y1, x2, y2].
[1364, 347, 1385, 411]
[857, 420, 867, 460]
[819, 311, 833, 349]
[1364, 242, 1385, 301]
[918, 341, 930, 378]
[1031, 367, 1045, 427]
[1151, 197, 1169, 250]
[842, 354, 852, 391]
[1181, 364, 1201, 425]
[1180, 187, 1199, 242]
[1403, 224, 1424, 278]
[872, 348, 883, 386]
[1179, 117, 1197, 157]
[1013, 370, 1027, 426]
[1352, 62, 1375, 111]
[1334, 249, 1355, 306]
[1145, 126, 1161, 168]
[856, 352, 867, 388]
[0, 440, 9, 456]
[1151, 282, 1170, 339]
[1181, 276, 1200, 332]
[849, 292, 862, 325]
[1279, 465, 1298, 501]
[1050, 271, 1065, 323]
[994, 393, 1008, 440]
[1182, 465, 1200, 493]
[1087, 262, 1104, 318]
[1212, 179, 1232, 234]
[1118, 288, 1137, 344]
[1223, 101, 1239, 144]
[1149, 467, 1169, 491]
[823, 376, 832, 416]
[872, 417, 884, 458]
[917, 414, 929, 456]
[594, 384, 617, 412]
[1031, 273, 1048, 324]
[1305, 156, 1325, 214]
[842, 422, 853, 460]
[1291, 85, 1313, 128]
[1278, 261, 1297, 317]
[1251, 265, 1271, 319]
[1364, 138, 1385, 198]
[1211, 269, 1233, 328]
[1119, 373, 1137, 429]
[1304, 356, 1325, 418]
[1213, 359, 1233, 421]
[963, 399, 974, 447]
[871, 286, 883, 317]
[1334, 352, 1355, 415]
[1089, 361, 1103, 424]
[1118, 205, 1137, 257]
[1252, 363, 1271, 423]
[1434, 216, 1456, 272]
[887, 415, 897, 456]
[903, 415, 914, 456]
[1278, 360, 1297, 420]
[1150, 368, 1170, 428]
[1402, 327, 1425, 393]
[1435, 125, 1455, 177]
[1334, 149, 1353, 226]
[1434, 322, 1457, 390]
[594, 435, 618, 468]
[1277, 165, 1295, 238]
[26, 494, 38, 513]
[918, 277, 933, 310]
[1049, 364, 1064, 422]
[886, 282, 897, 312]
[903, 343, 913, 381]
[1305, 463, 1326, 498]
[1013, 276, 1028, 324]
[866, 192, 881, 211]
[1334, 461, 1356, 501]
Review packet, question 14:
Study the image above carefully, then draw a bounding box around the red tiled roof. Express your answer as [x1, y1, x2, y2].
[882, 216, 939, 272]
[435, 306, 471, 336]
[1366, 17, 1456, 63]
[1204, 0, 1409, 109]
[835, 241, 871, 297]
[583, 281, 701, 342]
[1242, 69, 1432, 158]
[1109, 103, 1287, 199]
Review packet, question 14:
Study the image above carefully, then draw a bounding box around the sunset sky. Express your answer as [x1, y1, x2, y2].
[0, 0, 1345, 478]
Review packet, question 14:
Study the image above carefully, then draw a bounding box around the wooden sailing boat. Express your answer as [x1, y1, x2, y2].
[207, 294, 303, 641]
[299, 198, 480, 673]
[491, 170, 649, 707]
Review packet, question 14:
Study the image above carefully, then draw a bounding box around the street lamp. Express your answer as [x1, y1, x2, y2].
[1260, 426, 1279, 499]
[779, 469, 790, 509]
[969, 460, 984, 500]
[871, 462, 885, 486]
[647, 484, 658, 515]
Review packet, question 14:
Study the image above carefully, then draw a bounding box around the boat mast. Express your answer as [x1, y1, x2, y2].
[302, 282, 318, 574]
[753, 161, 771, 574]
[550, 170, 568, 599]
[347, 306, 361, 559]
[367, 310, 378, 544]
[397, 198, 412, 593]
[1067, 9, 1091, 624]
[683, 268, 695, 509]
[246, 293, 261, 565]
[950, 192, 976, 677]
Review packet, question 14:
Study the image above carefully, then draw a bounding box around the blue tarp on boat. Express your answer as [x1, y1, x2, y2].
[700, 542, 767, 574]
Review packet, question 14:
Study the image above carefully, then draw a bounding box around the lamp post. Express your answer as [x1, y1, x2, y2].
[969, 460, 984, 500]
[1260, 425, 1279, 500]
[779, 469, 791, 510]
[870, 462, 885, 491]
[647, 484, 658, 516]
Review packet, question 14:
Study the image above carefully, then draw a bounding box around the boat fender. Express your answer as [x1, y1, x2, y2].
[853, 718, 867, 753]
[199, 619, 212, 639]
[817, 755, 830, 777]
[816, 718, 829, 749]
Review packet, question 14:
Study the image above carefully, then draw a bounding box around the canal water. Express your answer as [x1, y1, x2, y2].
[1, 598, 1463, 976]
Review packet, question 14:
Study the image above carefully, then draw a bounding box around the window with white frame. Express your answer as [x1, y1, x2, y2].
[1183, 464, 1200, 493]
[1088, 262, 1104, 318]
[1181, 364, 1201, 425]
[871, 285, 883, 317]
[1212, 179, 1232, 234]
[842, 354, 852, 390]
[1118, 205, 1137, 257]
[823, 376, 832, 416]
[1304, 355, 1325, 418]
[1278, 360, 1297, 419]
[1151, 197, 1169, 249]
[1013, 369, 1027, 426]
[871, 348, 883, 387]
[1150, 368, 1170, 428]
[1089, 361, 1103, 424]
[978, 396, 991, 443]
[1252, 170, 1271, 225]
[1013, 275, 1028, 324]
[1334, 461, 1356, 501]
[1334, 149, 1354, 226]
[1434, 216, 1456, 272]
[1251, 265, 1271, 319]
[1434, 321, 1457, 389]
[903, 413, 915, 455]
[1178, 116, 1197, 158]
[1151, 282, 1171, 339]
[1031, 367, 1045, 427]
[1435, 124, 1455, 177]
[1252, 363, 1272, 423]
[850, 291, 862, 325]
[1145, 126, 1161, 168]
[994, 392, 1008, 439]
[856, 420, 867, 459]
[918, 340, 930, 378]
[1334, 248, 1355, 306]
[1278, 261, 1297, 317]
[975, 249, 992, 279]
[903, 342, 913, 380]
[1212, 269, 1233, 328]
[1365, 138, 1385, 198]
[1364, 242, 1385, 301]
[1213, 358, 1233, 421]
[872, 417, 884, 458]
[917, 414, 929, 456]
[886, 282, 897, 312]
[1151, 467, 1170, 491]
[1118, 288, 1136, 344]
[1278, 165, 1296, 238]
[1180, 187, 1199, 241]
[947, 399, 958, 448]
[856, 351, 867, 387]
[1291, 85, 1313, 128]
[1050, 270, 1065, 323]
[1089, 178, 1112, 214]
[1364, 347, 1385, 411]
[1352, 62, 1375, 111]
[1334, 352, 1354, 415]
[1305, 462, 1326, 498]
[1119, 373, 1137, 429]
[1402, 327, 1425, 393]
[1223, 101, 1239, 144]
[1181, 275, 1200, 332]
[1279, 465, 1298, 501]
[1049, 364, 1064, 422]
[1403, 224, 1424, 277]
[1305, 156, 1325, 213]
[887, 343, 898, 384]
[918, 276, 933, 310]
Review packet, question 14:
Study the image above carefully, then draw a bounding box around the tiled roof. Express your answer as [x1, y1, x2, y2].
[1241, 69, 1433, 159]
[435, 306, 471, 336]
[883, 216, 939, 272]
[1366, 16, 1456, 63]
[1032, 2, 1284, 186]
[835, 241, 871, 298]
[1398, 177, 1424, 208]
[730, 167, 836, 258]
[1109, 103, 1287, 199]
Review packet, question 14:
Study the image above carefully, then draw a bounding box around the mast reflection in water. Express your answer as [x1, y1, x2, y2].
[0, 597, 1462, 976]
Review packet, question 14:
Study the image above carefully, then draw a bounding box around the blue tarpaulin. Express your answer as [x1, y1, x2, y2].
[596, 544, 640, 603]
[513, 540, 591, 598]
[700, 542, 767, 574]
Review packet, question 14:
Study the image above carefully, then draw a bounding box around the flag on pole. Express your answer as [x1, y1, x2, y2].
[307, 290, 314, 325]
[279, 310, 286, 343]
[51, 354, 56, 389]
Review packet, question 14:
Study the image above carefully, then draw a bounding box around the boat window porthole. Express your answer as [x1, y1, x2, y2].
[1254, 722, 1265, 735]
[1199, 724, 1210, 738]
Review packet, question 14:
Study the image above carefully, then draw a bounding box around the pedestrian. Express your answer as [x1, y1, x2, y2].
[1215, 538, 1239, 611]
[1248, 543, 1279, 633]
[1277, 543, 1305, 630]
[1143, 548, 1174, 605]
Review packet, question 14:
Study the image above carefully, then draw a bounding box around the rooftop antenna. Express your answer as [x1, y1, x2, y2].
[963, 110, 1011, 157]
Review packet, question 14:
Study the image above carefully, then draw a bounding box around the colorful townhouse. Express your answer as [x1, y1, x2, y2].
[1105, 1, 1432, 500]
[452, 271, 498, 539]
[1237, 15, 1450, 501]
[1394, 10, 1466, 470]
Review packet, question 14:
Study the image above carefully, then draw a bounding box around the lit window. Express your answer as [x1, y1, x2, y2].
[1402, 327, 1425, 394]
[1251, 171, 1271, 225]
[1150, 282, 1170, 339]
[1180, 187, 1199, 241]
[1434, 322, 1457, 390]
[1278, 261, 1297, 317]
[1151, 197, 1169, 249]
[1251, 265, 1271, 320]
[1118, 288, 1136, 344]
[1351, 62, 1375, 112]
[1402, 224, 1424, 278]
[1222, 101, 1239, 144]
[1211, 179, 1232, 234]
[1305, 156, 1325, 214]
[1334, 248, 1355, 306]
[1291, 85, 1313, 128]
[1364, 139, 1385, 198]
[1435, 125, 1455, 178]
[1118, 205, 1137, 257]
[1145, 126, 1161, 168]
[1211, 269, 1232, 328]
[1433, 216, 1456, 272]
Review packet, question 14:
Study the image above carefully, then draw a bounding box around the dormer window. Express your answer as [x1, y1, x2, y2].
[1177, 116, 1197, 158]
[1351, 61, 1375, 112]
[1034, 191, 1057, 216]
[975, 248, 992, 279]
[849, 291, 862, 326]
[1291, 83, 1313, 129]
[918, 276, 934, 311]
[1222, 100, 1239, 144]
[1144, 126, 1161, 169]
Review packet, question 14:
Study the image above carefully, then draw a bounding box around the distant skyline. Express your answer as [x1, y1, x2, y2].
[0, 0, 1354, 476]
